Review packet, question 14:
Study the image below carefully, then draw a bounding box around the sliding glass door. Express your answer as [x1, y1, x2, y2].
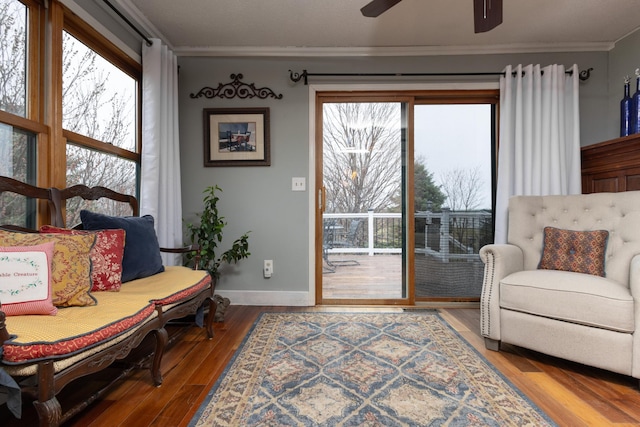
[318, 96, 410, 304]
[315, 90, 496, 305]
[413, 104, 494, 300]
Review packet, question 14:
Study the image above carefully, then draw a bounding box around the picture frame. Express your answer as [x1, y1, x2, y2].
[203, 107, 270, 167]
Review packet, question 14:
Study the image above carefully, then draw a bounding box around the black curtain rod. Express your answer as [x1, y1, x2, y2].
[103, 0, 153, 46]
[289, 68, 593, 85]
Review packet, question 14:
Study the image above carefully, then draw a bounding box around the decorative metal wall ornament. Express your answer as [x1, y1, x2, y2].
[190, 73, 283, 100]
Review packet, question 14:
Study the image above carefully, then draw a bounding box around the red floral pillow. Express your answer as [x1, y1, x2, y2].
[40, 226, 125, 292]
[538, 227, 609, 277]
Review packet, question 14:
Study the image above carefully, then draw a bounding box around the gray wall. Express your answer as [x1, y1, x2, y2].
[77, 0, 640, 303]
[177, 52, 609, 303]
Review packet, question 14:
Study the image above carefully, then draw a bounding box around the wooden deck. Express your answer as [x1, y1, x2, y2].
[322, 254, 403, 299]
[321, 253, 483, 300]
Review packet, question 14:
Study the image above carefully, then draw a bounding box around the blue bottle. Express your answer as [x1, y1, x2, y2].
[621, 77, 632, 137]
[632, 70, 640, 134]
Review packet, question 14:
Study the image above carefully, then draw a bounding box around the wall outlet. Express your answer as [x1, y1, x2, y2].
[264, 260, 273, 278]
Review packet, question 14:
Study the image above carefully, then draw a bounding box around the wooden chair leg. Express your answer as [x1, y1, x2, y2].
[151, 327, 168, 387]
[205, 297, 217, 340]
[35, 361, 61, 427]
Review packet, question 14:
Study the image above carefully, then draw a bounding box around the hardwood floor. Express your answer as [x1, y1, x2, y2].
[4, 305, 640, 426]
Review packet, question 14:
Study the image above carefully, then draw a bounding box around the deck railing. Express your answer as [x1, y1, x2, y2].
[323, 209, 493, 261]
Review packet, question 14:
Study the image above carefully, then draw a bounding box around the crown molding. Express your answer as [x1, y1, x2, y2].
[173, 42, 614, 58]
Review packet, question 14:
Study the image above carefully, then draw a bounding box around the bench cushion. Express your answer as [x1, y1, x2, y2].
[119, 266, 211, 308]
[500, 269, 635, 333]
[3, 297, 156, 364]
[2, 266, 211, 364]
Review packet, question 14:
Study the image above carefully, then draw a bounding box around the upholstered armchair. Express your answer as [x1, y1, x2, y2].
[480, 191, 640, 382]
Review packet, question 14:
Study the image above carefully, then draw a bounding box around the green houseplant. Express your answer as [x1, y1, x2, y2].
[185, 185, 250, 279]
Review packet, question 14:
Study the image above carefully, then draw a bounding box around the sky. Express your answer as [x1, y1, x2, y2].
[414, 104, 493, 210]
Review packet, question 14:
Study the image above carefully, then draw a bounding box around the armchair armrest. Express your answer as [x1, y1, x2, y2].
[629, 255, 640, 379]
[479, 244, 524, 341]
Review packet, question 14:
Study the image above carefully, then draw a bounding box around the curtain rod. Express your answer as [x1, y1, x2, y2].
[103, 0, 153, 46]
[289, 68, 593, 85]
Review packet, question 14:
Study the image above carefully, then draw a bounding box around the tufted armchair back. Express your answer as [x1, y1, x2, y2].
[507, 191, 640, 286]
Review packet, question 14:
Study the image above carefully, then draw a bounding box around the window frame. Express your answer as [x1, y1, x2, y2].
[0, 0, 142, 227]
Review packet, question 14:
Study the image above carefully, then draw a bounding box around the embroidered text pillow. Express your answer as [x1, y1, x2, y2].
[0, 242, 57, 316]
[538, 227, 609, 277]
[40, 226, 125, 292]
[0, 230, 96, 307]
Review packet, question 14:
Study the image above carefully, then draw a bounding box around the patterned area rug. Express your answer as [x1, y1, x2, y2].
[190, 312, 556, 426]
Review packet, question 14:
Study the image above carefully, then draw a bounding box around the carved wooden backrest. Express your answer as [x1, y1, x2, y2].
[59, 184, 139, 228]
[0, 176, 63, 229]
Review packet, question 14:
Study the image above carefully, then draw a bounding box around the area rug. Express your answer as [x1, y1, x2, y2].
[190, 312, 556, 426]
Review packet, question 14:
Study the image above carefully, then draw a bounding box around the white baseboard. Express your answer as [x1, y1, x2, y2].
[214, 290, 313, 306]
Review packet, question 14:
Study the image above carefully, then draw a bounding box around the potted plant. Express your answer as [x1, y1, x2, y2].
[185, 185, 250, 280]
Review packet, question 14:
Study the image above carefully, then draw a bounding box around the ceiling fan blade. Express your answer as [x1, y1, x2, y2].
[361, 0, 403, 18]
[473, 0, 503, 33]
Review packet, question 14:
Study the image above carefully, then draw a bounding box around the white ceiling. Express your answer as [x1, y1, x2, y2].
[117, 0, 640, 56]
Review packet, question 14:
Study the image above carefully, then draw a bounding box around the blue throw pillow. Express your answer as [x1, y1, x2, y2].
[80, 210, 164, 282]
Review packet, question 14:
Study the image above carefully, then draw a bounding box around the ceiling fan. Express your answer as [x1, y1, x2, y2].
[360, 0, 503, 33]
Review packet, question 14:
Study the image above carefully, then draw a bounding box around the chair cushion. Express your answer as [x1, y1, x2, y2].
[538, 227, 608, 277]
[500, 269, 634, 333]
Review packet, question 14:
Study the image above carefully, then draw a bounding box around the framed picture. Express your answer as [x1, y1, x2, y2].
[203, 107, 270, 166]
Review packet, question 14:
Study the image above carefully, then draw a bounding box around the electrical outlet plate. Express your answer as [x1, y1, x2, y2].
[264, 260, 273, 278]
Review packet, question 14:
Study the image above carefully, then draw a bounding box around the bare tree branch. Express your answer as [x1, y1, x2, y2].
[323, 102, 402, 213]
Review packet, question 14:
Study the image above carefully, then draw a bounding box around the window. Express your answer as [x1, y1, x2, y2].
[61, 21, 140, 222]
[0, 0, 41, 227]
[0, 0, 28, 118]
[0, 0, 141, 226]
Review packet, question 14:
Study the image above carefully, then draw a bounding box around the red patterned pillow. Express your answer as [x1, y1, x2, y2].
[40, 226, 125, 292]
[0, 242, 58, 315]
[538, 227, 609, 277]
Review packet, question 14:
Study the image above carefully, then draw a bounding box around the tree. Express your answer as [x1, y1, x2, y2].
[438, 166, 487, 254]
[438, 166, 484, 211]
[322, 102, 402, 213]
[0, 1, 33, 226]
[62, 32, 137, 225]
[0, 0, 25, 117]
[414, 156, 446, 211]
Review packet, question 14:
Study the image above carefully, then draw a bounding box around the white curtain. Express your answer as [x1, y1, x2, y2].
[494, 64, 581, 243]
[141, 39, 182, 265]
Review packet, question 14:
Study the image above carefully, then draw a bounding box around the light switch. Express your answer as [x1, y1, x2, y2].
[292, 177, 306, 191]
